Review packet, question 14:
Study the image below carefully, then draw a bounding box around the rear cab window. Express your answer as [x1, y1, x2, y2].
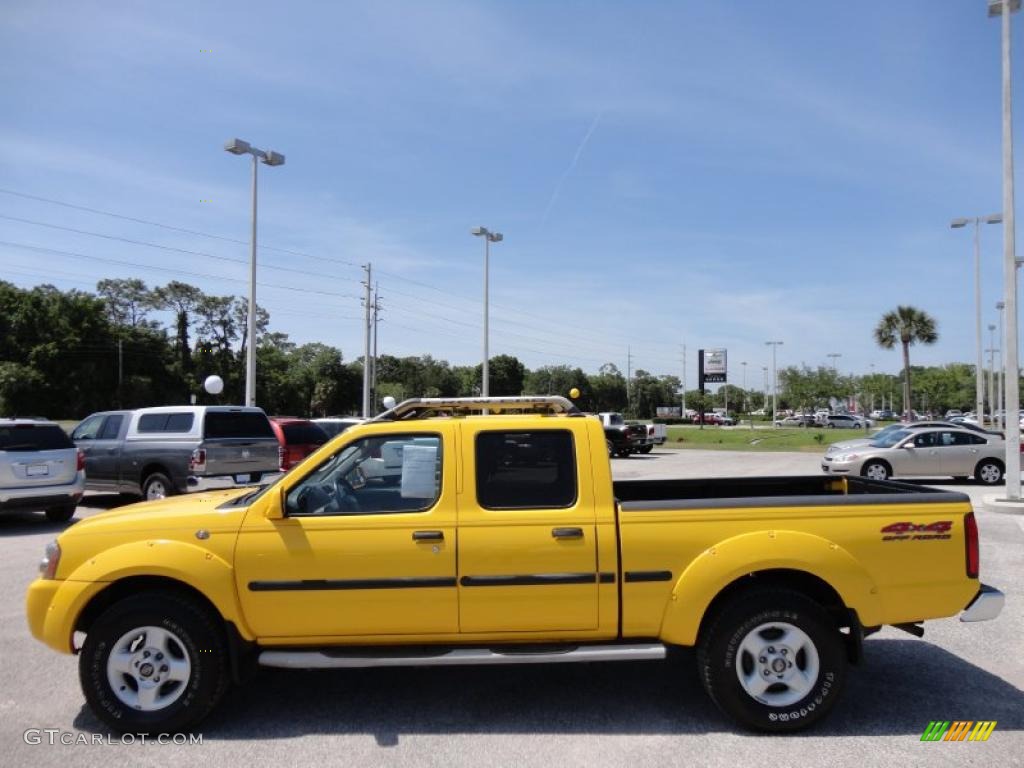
[203, 412, 275, 439]
[0, 424, 73, 451]
[281, 423, 329, 445]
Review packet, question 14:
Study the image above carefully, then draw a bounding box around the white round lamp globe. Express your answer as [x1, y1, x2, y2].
[204, 375, 224, 395]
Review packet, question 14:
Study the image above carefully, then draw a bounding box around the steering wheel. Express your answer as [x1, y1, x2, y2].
[332, 475, 361, 513]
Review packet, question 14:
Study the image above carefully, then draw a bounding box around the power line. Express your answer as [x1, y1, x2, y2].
[0, 187, 682, 354]
[0, 240, 361, 300]
[0, 214, 363, 284]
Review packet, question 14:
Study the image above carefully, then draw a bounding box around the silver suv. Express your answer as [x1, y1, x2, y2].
[0, 419, 85, 522]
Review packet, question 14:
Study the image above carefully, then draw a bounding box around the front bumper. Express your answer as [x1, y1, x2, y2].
[26, 577, 106, 653]
[821, 458, 857, 475]
[960, 584, 1005, 623]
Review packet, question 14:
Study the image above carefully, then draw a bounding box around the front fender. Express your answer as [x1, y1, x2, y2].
[658, 530, 882, 646]
[56, 539, 252, 644]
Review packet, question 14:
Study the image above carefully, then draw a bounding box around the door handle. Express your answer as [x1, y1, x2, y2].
[552, 527, 584, 539]
[412, 530, 444, 541]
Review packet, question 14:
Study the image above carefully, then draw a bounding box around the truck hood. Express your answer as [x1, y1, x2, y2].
[67, 488, 253, 536]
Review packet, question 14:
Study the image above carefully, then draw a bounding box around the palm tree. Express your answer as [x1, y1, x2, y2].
[874, 306, 938, 420]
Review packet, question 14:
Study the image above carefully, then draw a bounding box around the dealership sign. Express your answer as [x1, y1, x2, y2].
[701, 348, 727, 383]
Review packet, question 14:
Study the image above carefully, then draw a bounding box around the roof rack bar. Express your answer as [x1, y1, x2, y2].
[370, 396, 581, 422]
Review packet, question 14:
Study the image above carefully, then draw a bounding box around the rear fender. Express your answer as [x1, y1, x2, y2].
[657, 530, 881, 646]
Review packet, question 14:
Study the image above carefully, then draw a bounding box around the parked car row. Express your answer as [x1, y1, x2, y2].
[822, 420, 1013, 484]
[1, 407, 371, 524]
[774, 413, 874, 429]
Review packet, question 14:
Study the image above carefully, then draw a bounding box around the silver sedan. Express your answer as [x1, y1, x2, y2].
[821, 427, 1007, 485]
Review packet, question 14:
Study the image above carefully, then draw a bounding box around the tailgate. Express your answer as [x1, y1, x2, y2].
[0, 448, 78, 488]
[202, 438, 280, 476]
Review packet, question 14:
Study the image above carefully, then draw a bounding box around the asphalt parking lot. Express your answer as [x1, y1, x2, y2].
[1, 449, 1022, 767]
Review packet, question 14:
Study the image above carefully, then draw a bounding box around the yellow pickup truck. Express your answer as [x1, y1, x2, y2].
[26, 396, 1004, 734]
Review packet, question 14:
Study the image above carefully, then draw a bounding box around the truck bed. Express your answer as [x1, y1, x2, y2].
[613, 475, 969, 510]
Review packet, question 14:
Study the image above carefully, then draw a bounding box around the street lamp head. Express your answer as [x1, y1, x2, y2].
[985, 213, 1004, 224]
[990, 324, 997, 331]
[989, 0, 1021, 17]
[471, 226, 489, 237]
[998, 301, 1006, 309]
[262, 150, 285, 167]
[224, 138, 252, 155]
[489, 232, 503, 243]
[949, 218, 969, 228]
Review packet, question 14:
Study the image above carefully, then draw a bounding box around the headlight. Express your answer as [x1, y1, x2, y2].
[38, 540, 61, 580]
[833, 453, 860, 462]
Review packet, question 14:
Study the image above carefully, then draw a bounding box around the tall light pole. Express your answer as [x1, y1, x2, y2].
[471, 226, 503, 396]
[951, 212, 1002, 425]
[766, 341, 783, 425]
[990, 0, 1021, 498]
[827, 353, 841, 372]
[224, 138, 285, 407]
[997, 301, 1006, 428]
[762, 366, 768, 410]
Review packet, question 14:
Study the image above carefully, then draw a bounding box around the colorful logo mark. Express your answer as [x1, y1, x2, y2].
[921, 721, 997, 742]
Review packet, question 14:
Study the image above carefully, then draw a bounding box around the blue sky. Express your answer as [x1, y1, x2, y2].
[1, 0, 1021, 388]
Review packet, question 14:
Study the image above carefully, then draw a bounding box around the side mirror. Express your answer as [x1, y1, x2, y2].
[264, 487, 286, 519]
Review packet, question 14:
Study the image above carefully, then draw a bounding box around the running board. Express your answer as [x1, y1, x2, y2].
[258, 643, 667, 669]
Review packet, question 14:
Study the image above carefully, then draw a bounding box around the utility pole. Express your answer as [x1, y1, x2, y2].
[371, 282, 381, 413]
[117, 338, 123, 408]
[361, 263, 372, 418]
[766, 341, 783, 426]
[681, 344, 687, 417]
[997, 301, 1006, 428]
[626, 346, 634, 417]
[989, 323, 998, 426]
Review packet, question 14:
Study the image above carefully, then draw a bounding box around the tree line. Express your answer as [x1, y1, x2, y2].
[0, 283, 1001, 420]
[0, 280, 684, 419]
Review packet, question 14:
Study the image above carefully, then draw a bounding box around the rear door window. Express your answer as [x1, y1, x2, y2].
[99, 415, 124, 440]
[203, 411, 275, 439]
[475, 430, 577, 509]
[0, 424, 73, 451]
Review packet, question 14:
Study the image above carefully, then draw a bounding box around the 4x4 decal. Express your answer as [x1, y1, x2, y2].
[881, 521, 953, 541]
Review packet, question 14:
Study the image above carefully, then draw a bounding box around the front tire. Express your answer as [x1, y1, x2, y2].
[697, 589, 846, 732]
[861, 460, 890, 481]
[79, 592, 229, 733]
[975, 459, 1004, 486]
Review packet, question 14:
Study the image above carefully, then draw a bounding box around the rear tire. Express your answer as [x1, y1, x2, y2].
[697, 588, 846, 733]
[142, 472, 174, 501]
[45, 504, 76, 523]
[975, 459, 1004, 486]
[79, 592, 228, 733]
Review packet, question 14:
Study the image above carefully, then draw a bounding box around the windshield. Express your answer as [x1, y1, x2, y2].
[871, 429, 912, 448]
[606, 414, 624, 426]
